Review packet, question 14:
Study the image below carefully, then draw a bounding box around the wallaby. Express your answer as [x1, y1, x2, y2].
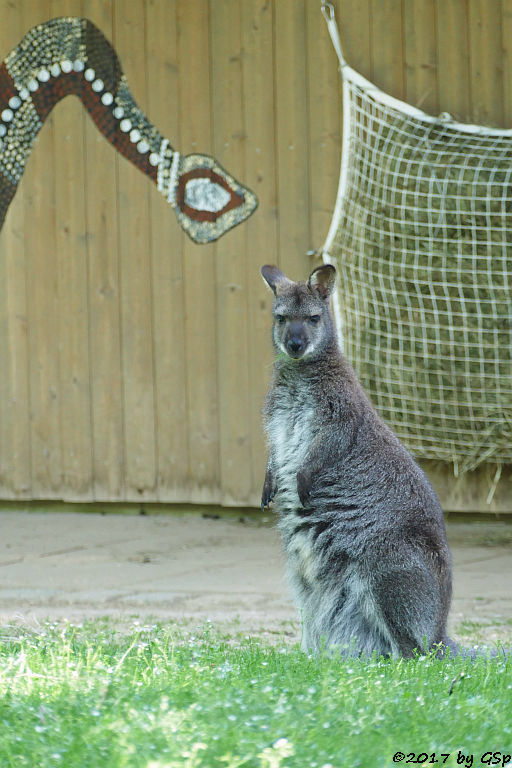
[261, 262, 473, 658]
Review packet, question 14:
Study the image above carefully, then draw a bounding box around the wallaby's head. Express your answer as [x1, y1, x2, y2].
[261, 264, 337, 360]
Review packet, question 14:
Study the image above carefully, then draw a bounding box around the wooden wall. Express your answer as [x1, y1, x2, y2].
[0, 0, 511, 511]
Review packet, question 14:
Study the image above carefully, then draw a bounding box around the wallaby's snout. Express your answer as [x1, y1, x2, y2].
[285, 321, 307, 358]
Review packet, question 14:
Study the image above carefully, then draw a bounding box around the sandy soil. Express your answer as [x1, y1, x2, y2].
[0, 510, 511, 645]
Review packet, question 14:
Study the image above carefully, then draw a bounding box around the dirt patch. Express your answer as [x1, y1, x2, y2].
[0, 509, 511, 646]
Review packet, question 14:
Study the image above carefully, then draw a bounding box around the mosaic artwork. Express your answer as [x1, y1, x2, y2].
[0, 17, 258, 243]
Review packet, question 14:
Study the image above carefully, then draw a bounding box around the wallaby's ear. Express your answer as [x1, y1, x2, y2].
[261, 265, 292, 296]
[307, 264, 336, 300]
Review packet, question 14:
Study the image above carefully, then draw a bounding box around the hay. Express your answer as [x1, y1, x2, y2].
[330, 102, 512, 472]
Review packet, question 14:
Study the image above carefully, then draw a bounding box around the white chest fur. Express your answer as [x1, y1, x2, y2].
[266, 391, 315, 510]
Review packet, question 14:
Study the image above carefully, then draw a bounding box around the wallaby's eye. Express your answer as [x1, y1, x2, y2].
[275, 314, 286, 325]
[309, 315, 321, 325]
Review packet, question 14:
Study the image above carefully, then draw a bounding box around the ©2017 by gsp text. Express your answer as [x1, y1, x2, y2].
[392, 752, 511, 767]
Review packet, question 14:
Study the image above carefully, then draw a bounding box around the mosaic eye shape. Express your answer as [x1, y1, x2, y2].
[184, 177, 232, 213]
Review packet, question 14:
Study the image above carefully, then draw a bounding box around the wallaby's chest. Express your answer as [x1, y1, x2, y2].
[266, 384, 316, 489]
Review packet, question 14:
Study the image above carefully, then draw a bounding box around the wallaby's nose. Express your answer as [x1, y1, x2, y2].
[287, 337, 305, 356]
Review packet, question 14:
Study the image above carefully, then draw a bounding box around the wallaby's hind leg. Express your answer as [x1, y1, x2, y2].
[299, 576, 397, 658]
[373, 567, 444, 657]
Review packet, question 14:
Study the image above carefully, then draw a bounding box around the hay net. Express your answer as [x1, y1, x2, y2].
[321, 4, 512, 473]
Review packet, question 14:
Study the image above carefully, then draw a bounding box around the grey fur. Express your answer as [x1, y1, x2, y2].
[261, 263, 467, 659]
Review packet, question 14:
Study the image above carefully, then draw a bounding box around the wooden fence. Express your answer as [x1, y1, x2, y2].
[0, 0, 511, 510]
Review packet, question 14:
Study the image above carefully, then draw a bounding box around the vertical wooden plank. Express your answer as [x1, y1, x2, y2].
[305, 0, 342, 253]
[503, 0, 512, 127]
[21, 0, 62, 498]
[336, 0, 371, 76]
[82, 0, 124, 500]
[51, 0, 93, 500]
[177, 0, 220, 503]
[210, 0, 252, 506]
[241, 0, 279, 504]
[145, 0, 189, 501]
[403, 0, 439, 114]
[369, 0, 404, 99]
[0, 1, 32, 498]
[113, 1, 157, 500]
[274, 0, 311, 276]
[436, 0, 471, 121]
[467, 0, 504, 125]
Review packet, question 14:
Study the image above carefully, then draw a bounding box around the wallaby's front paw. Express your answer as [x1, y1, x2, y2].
[296, 469, 312, 508]
[261, 488, 274, 511]
[261, 475, 276, 511]
[261, 463, 278, 511]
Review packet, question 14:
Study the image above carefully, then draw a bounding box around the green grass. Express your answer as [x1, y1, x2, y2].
[0, 621, 511, 768]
